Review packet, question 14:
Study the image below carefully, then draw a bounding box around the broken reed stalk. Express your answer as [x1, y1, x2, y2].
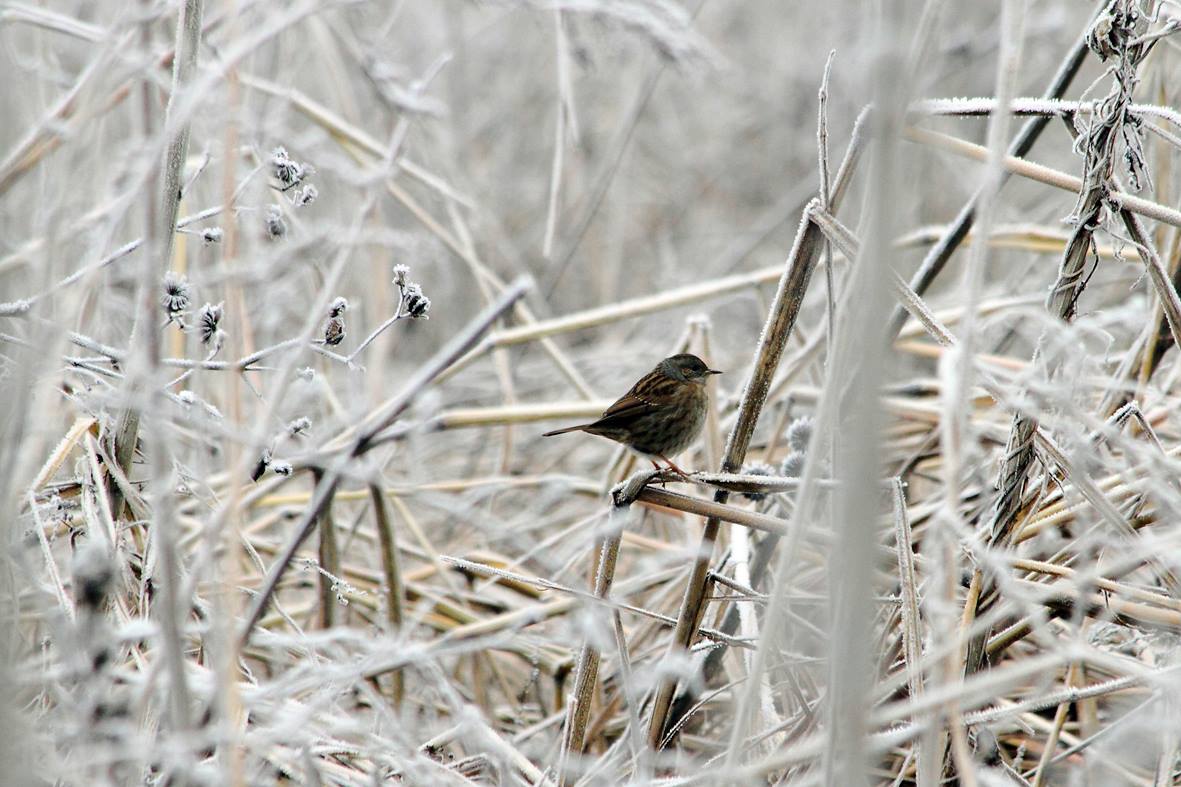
[645, 107, 867, 748]
[883, 0, 1096, 341]
[631, 486, 790, 536]
[559, 502, 631, 786]
[370, 484, 405, 705]
[964, 2, 1158, 677]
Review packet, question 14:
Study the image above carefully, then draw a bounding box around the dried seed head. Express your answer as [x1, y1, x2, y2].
[270, 146, 305, 190]
[197, 302, 224, 348]
[1088, 13, 1116, 59]
[272, 461, 293, 476]
[403, 282, 431, 319]
[329, 297, 348, 318]
[392, 264, 411, 287]
[287, 416, 311, 436]
[295, 184, 318, 207]
[740, 461, 775, 502]
[780, 450, 805, 479]
[161, 271, 192, 323]
[264, 204, 287, 240]
[322, 315, 346, 346]
[251, 448, 272, 482]
[201, 227, 224, 244]
[786, 416, 814, 453]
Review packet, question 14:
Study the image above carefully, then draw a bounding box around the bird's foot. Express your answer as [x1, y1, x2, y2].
[658, 455, 694, 482]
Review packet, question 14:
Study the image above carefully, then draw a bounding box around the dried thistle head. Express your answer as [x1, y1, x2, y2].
[264, 204, 287, 240]
[251, 447, 272, 482]
[403, 282, 431, 319]
[740, 461, 775, 502]
[786, 416, 814, 453]
[295, 184, 318, 207]
[161, 271, 192, 323]
[322, 316, 345, 346]
[287, 416, 312, 437]
[196, 302, 224, 348]
[270, 146, 306, 191]
[329, 297, 348, 318]
[780, 450, 805, 479]
[392, 264, 411, 287]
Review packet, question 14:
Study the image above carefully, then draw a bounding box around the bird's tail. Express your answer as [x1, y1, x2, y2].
[541, 424, 590, 437]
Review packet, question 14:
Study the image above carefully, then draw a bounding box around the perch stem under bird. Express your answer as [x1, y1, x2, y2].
[542, 353, 721, 477]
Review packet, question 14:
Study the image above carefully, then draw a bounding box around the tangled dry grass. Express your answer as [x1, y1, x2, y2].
[5, 0, 1181, 784]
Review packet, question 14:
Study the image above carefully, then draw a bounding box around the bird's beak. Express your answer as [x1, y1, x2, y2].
[707, 369, 722, 375]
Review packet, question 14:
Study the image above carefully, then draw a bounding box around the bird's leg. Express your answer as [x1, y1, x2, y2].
[649, 459, 669, 487]
[659, 455, 693, 481]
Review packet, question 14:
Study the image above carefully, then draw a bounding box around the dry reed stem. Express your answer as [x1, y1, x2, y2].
[645, 108, 868, 749]
[559, 503, 630, 785]
[884, 5, 1094, 339]
[904, 125, 1181, 229]
[16, 3, 1181, 784]
[314, 468, 340, 629]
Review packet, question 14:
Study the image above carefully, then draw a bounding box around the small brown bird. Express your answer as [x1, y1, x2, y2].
[542, 353, 721, 476]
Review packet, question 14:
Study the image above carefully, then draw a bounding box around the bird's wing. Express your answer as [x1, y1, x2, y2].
[588, 390, 659, 429]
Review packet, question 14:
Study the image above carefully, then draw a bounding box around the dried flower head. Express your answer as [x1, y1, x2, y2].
[321, 315, 345, 346]
[740, 461, 776, 502]
[329, 297, 348, 318]
[201, 227, 224, 244]
[403, 282, 431, 319]
[161, 271, 191, 323]
[196, 302, 224, 348]
[392, 264, 411, 287]
[272, 461, 293, 476]
[264, 204, 287, 240]
[786, 416, 814, 453]
[270, 146, 306, 191]
[251, 448, 272, 483]
[295, 184, 318, 207]
[780, 450, 805, 479]
[287, 416, 312, 437]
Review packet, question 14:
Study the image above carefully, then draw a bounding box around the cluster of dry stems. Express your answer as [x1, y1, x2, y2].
[7, 1, 1181, 785]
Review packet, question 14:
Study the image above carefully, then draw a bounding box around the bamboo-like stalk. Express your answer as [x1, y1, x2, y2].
[903, 125, 1181, 229]
[370, 484, 405, 705]
[315, 469, 340, 629]
[558, 503, 631, 785]
[645, 107, 868, 748]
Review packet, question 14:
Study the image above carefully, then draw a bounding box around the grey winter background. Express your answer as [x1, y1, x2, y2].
[4, 0, 1181, 785]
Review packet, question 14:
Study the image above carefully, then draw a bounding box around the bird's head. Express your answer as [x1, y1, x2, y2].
[661, 353, 723, 384]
